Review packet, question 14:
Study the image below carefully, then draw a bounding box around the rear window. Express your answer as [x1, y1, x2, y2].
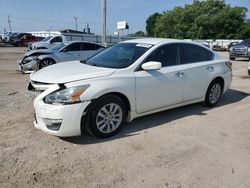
[181, 44, 214, 64]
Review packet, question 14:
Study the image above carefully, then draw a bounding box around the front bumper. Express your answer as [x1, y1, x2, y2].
[32, 85, 91, 137]
[17, 58, 38, 73]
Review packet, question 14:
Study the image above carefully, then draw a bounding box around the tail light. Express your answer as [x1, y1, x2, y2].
[226, 61, 232, 71]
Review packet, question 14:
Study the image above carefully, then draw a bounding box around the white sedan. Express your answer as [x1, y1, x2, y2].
[18, 41, 104, 73]
[29, 38, 232, 138]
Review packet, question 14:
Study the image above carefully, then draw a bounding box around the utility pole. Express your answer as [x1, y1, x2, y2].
[73, 16, 78, 31]
[8, 15, 12, 31]
[102, 0, 107, 47]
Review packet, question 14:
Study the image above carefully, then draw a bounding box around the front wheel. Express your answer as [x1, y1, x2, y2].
[39, 58, 56, 69]
[205, 80, 223, 107]
[86, 95, 127, 138]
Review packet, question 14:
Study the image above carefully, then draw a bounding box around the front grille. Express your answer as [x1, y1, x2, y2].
[31, 80, 52, 85]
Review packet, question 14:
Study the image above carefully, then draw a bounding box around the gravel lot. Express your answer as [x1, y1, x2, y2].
[0, 46, 250, 188]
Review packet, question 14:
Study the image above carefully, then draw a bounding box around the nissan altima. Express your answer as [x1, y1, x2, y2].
[28, 38, 232, 138]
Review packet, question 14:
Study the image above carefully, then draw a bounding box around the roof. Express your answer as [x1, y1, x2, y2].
[122, 38, 183, 45]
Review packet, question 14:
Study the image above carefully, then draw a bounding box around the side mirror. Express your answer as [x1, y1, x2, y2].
[141, 61, 162, 71]
[61, 48, 68, 52]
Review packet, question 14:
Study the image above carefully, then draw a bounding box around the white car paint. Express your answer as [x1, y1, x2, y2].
[29, 38, 232, 137]
[31, 35, 66, 50]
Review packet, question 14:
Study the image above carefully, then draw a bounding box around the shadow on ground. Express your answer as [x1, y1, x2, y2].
[61, 89, 249, 145]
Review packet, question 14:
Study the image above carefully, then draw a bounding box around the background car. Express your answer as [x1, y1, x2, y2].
[30, 35, 67, 50]
[9, 33, 32, 46]
[229, 39, 250, 60]
[18, 41, 104, 73]
[248, 61, 250, 75]
[28, 39, 232, 138]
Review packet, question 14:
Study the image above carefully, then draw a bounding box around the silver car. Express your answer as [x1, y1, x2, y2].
[17, 41, 104, 73]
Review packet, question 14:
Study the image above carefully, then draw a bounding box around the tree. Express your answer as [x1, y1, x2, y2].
[146, 13, 161, 36]
[133, 31, 145, 36]
[147, 0, 250, 39]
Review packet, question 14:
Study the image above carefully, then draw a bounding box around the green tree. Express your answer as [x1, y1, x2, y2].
[148, 0, 250, 39]
[146, 12, 161, 36]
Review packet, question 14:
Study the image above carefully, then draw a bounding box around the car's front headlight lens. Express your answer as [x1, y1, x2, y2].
[44, 85, 89, 104]
[23, 56, 39, 64]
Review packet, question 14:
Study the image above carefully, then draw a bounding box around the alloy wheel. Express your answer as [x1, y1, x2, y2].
[96, 103, 123, 134]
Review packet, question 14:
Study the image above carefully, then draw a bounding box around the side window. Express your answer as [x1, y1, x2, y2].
[181, 44, 214, 64]
[64, 43, 81, 51]
[83, 43, 99, 51]
[144, 44, 179, 67]
[51, 36, 62, 43]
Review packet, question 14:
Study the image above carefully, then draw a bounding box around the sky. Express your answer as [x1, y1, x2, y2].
[0, 0, 250, 35]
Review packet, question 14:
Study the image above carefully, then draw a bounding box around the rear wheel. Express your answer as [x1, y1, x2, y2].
[205, 80, 223, 107]
[248, 70, 250, 76]
[86, 95, 126, 138]
[39, 58, 56, 69]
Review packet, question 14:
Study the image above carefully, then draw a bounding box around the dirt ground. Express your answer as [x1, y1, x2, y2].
[0, 46, 250, 188]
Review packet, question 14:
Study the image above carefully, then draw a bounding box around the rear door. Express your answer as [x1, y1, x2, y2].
[81, 43, 103, 60]
[58, 43, 82, 62]
[180, 43, 215, 101]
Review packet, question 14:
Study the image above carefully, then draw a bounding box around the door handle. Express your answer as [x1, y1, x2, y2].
[207, 66, 214, 71]
[176, 72, 185, 78]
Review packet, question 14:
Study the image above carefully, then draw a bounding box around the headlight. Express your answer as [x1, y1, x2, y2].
[23, 56, 39, 64]
[44, 85, 89, 104]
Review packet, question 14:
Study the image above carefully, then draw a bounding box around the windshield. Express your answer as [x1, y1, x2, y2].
[240, 40, 250, 45]
[50, 43, 66, 51]
[84, 43, 152, 69]
[41, 36, 53, 42]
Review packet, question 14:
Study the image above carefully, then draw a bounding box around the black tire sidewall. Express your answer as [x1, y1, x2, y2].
[205, 80, 223, 107]
[87, 95, 126, 138]
[39, 59, 55, 69]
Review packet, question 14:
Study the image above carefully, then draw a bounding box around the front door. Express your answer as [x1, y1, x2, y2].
[135, 44, 185, 114]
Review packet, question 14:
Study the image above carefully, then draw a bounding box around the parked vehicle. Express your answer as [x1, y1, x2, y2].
[248, 61, 250, 75]
[229, 39, 250, 60]
[3, 32, 18, 43]
[16, 35, 44, 47]
[18, 41, 104, 73]
[28, 38, 232, 138]
[228, 42, 239, 51]
[30, 35, 67, 50]
[9, 33, 32, 46]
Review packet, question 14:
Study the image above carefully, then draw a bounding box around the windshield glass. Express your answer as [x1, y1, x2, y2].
[50, 43, 66, 51]
[41, 36, 53, 42]
[84, 43, 152, 69]
[240, 40, 250, 45]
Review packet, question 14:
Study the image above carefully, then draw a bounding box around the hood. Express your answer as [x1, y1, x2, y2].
[25, 49, 54, 57]
[31, 61, 116, 84]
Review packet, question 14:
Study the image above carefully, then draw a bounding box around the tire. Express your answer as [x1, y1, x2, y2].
[86, 95, 127, 138]
[38, 58, 56, 69]
[229, 56, 235, 61]
[15, 42, 22, 47]
[248, 70, 250, 76]
[205, 80, 223, 107]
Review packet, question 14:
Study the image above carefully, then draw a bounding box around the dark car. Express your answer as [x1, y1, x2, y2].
[229, 39, 250, 60]
[20, 35, 44, 47]
[228, 42, 239, 51]
[9, 33, 32, 46]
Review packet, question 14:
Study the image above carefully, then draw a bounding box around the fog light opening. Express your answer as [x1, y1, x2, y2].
[43, 118, 62, 131]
